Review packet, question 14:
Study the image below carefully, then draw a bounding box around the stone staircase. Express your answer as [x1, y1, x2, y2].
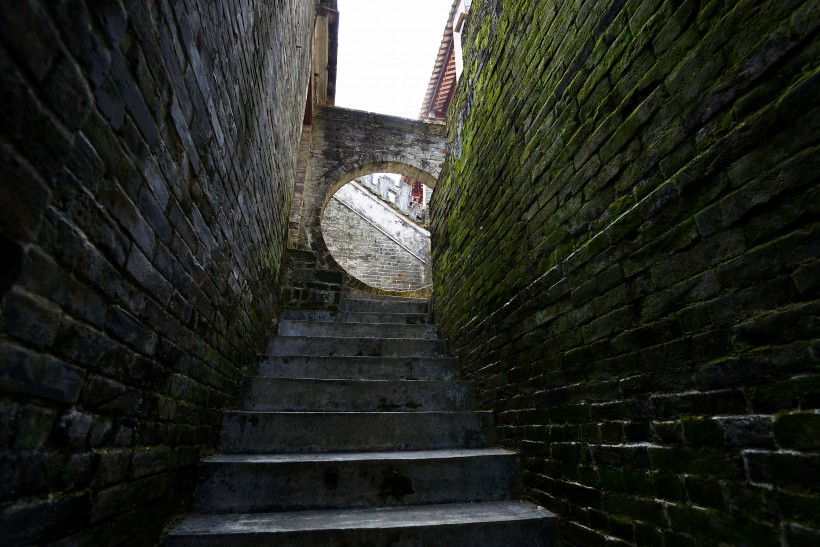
[167, 253, 557, 545]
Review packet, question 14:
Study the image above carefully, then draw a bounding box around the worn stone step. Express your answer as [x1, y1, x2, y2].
[167, 501, 558, 546]
[254, 355, 459, 381]
[343, 293, 427, 302]
[282, 287, 340, 309]
[241, 378, 472, 412]
[220, 411, 494, 453]
[266, 336, 447, 357]
[284, 279, 342, 293]
[278, 320, 438, 339]
[339, 298, 428, 314]
[196, 448, 519, 513]
[286, 249, 317, 265]
[281, 308, 433, 324]
[288, 267, 344, 284]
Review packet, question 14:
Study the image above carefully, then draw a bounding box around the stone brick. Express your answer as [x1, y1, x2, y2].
[667, 502, 779, 546]
[0, 343, 85, 403]
[744, 451, 820, 491]
[13, 404, 57, 450]
[0, 0, 315, 541]
[1, 287, 62, 348]
[602, 492, 668, 527]
[105, 305, 156, 355]
[772, 411, 820, 450]
[714, 415, 775, 448]
[55, 408, 94, 448]
[681, 416, 725, 448]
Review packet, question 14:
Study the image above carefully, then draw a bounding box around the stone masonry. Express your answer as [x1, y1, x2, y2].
[431, 1, 820, 545]
[1, 0, 818, 545]
[289, 105, 447, 266]
[0, 1, 313, 544]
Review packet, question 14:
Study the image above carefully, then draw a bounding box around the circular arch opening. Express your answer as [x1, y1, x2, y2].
[321, 170, 433, 292]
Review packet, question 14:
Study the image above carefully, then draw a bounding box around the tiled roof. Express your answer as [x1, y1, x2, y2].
[418, 0, 460, 119]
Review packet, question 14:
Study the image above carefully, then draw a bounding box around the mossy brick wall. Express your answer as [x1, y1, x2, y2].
[430, 1, 819, 545]
[0, 0, 312, 544]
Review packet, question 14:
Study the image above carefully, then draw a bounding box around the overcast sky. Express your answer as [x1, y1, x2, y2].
[335, 0, 454, 119]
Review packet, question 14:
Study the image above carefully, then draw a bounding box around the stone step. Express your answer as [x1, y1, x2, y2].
[339, 298, 428, 313]
[266, 336, 447, 357]
[281, 309, 433, 324]
[220, 411, 494, 453]
[167, 501, 558, 546]
[288, 267, 344, 284]
[343, 292, 428, 302]
[254, 355, 459, 381]
[278, 320, 438, 339]
[240, 378, 473, 412]
[286, 249, 318, 266]
[284, 279, 342, 293]
[196, 448, 519, 513]
[282, 287, 340, 310]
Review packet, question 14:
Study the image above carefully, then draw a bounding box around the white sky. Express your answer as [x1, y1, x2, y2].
[335, 0, 454, 119]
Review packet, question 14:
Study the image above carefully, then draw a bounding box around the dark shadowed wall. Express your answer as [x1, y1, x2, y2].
[0, 1, 313, 543]
[431, 0, 819, 545]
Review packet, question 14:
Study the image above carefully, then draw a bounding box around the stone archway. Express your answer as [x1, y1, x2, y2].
[290, 106, 447, 254]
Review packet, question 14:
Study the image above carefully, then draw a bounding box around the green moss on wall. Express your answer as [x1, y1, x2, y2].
[431, 0, 820, 544]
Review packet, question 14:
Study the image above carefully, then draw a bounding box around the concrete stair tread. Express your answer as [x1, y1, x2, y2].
[277, 320, 438, 339]
[255, 355, 458, 380]
[220, 411, 495, 453]
[204, 447, 515, 464]
[338, 299, 428, 313]
[225, 410, 489, 415]
[280, 320, 435, 328]
[244, 377, 468, 385]
[343, 295, 427, 302]
[196, 448, 520, 513]
[169, 500, 554, 534]
[273, 334, 438, 341]
[241, 377, 472, 411]
[281, 309, 432, 323]
[266, 336, 446, 358]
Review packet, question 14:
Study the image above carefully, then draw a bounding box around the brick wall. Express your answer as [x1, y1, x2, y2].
[430, 1, 819, 545]
[0, 1, 313, 544]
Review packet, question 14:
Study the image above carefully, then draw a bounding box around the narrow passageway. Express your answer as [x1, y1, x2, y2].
[167, 250, 557, 545]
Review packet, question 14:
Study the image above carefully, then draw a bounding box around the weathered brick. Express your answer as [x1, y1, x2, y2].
[0, 343, 85, 403]
[744, 451, 820, 491]
[772, 411, 820, 450]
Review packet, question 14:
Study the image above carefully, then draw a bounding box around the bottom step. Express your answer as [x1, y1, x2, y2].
[167, 501, 557, 546]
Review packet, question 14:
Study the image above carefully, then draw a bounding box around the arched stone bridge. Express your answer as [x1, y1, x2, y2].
[289, 106, 447, 261]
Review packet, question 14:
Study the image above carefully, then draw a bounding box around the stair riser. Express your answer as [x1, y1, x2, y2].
[167, 518, 555, 547]
[283, 288, 340, 310]
[254, 356, 458, 381]
[339, 299, 428, 313]
[278, 321, 438, 339]
[241, 378, 473, 412]
[281, 310, 433, 324]
[288, 269, 344, 284]
[220, 412, 495, 453]
[196, 454, 519, 512]
[266, 336, 446, 357]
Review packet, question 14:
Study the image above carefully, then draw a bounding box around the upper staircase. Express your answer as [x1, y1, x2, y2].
[167, 250, 557, 546]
